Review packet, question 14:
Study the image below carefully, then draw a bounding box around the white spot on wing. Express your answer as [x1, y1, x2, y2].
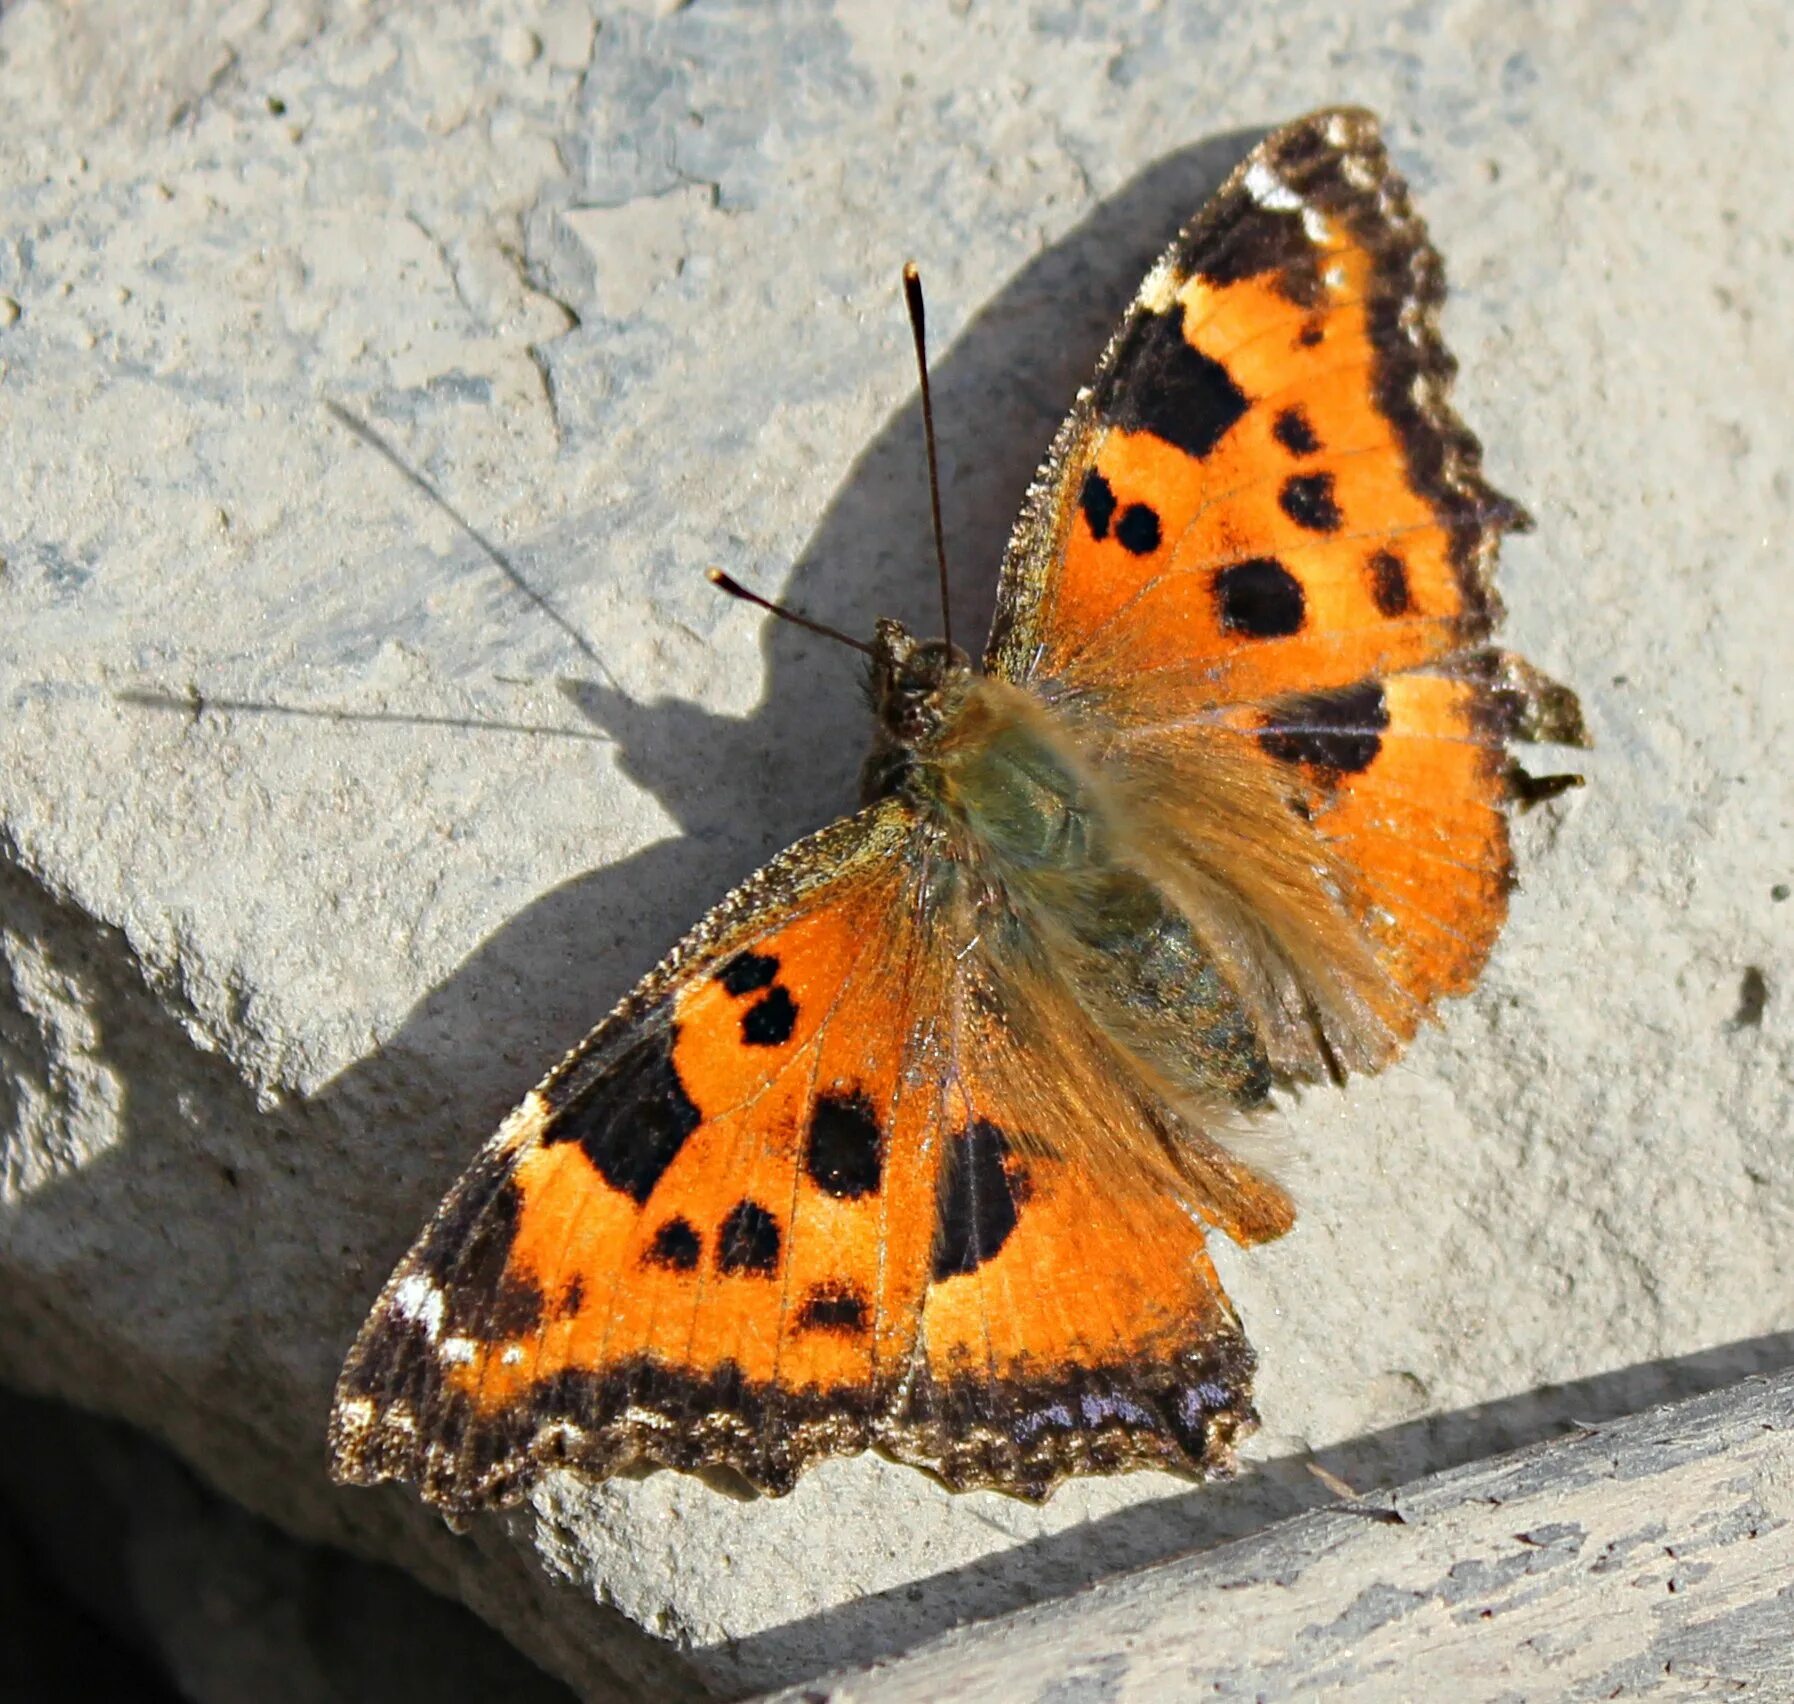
[1245, 159, 1302, 211]
[336, 1396, 374, 1430]
[1247, 159, 1331, 245]
[441, 1335, 477, 1365]
[393, 1273, 447, 1342]
[1135, 254, 1179, 313]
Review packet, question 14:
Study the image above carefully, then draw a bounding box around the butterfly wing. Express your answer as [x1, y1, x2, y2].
[882, 922, 1280, 1496]
[330, 798, 1261, 1509]
[330, 801, 934, 1508]
[987, 107, 1586, 1057]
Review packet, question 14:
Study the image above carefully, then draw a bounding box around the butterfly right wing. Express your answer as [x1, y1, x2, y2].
[985, 109, 1586, 1079]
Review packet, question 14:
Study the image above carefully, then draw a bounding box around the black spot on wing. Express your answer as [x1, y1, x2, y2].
[1115, 503, 1162, 556]
[716, 951, 779, 995]
[1179, 190, 1323, 307]
[1080, 469, 1116, 540]
[933, 1121, 1026, 1280]
[644, 1217, 701, 1272]
[413, 1168, 541, 1339]
[1273, 406, 1320, 455]
[557, 1275, 585, 1318]
[1296, 318, 1325, 349]
[1214, 558, 1306, 638]
[1096, 306, 1249, 460]
[797, 1283, 870, 1335]
[1367, 548, 1411, 616]
[1279, 471, 1342, 533]
[741, 985, 797, 1047]
[718, 1200, 781, 1276]
[1259, 681, 1390, 775]
[806, 1089, 884, 1199]
[482, 1270, 546, 1338]
[545, 1025, 701, 1206]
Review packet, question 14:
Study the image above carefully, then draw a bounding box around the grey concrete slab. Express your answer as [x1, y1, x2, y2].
[1, 1, 1788, 1698]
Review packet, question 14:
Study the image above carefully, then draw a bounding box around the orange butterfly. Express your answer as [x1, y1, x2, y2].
[329, 108, 1585, 1513]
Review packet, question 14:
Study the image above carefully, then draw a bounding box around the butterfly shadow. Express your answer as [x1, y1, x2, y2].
[273, 122, 1295, 1688]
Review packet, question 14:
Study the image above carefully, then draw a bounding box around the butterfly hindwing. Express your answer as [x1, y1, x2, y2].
[885, 936, 1267, 1495]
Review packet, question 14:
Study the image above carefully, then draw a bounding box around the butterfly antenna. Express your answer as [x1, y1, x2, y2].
[706, 569, 876, 656]
[902, 262, 953, 654]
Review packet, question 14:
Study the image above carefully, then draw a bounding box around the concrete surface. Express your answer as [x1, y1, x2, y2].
[0, 0, 1789, 1698]
[763, 1370, 1794, 1703]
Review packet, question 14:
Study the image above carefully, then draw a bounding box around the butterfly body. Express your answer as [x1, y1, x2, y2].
[866, 616, 1272, 1112]
[330, 109, 1585, 1514]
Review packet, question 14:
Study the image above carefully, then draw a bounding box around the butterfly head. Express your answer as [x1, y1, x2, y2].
[861, 616, 973, 800]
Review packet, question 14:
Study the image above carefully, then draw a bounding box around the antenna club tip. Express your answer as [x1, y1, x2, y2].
[707, 567, 753, 602]
[902, 259, 920, 282]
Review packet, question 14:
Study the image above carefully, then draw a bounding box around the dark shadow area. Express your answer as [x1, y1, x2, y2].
[0, 1385, 576, 1704]
[714, 1332, 1794, 1694]
[0, 846, 709, 1704]
[0, 1489, 187, 1704]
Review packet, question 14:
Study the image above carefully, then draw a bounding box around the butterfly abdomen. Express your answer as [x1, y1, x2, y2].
[931, 680, 1273, 1108]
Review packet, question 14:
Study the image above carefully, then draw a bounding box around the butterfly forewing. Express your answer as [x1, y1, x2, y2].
[988, 106, 1586, 1047]
[331, 804, 936, 1506]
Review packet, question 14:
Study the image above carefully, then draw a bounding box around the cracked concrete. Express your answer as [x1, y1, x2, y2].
[2, 1, 1791, 1699]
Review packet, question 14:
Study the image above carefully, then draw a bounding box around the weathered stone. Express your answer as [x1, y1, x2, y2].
[1, 2, 1790, 1698]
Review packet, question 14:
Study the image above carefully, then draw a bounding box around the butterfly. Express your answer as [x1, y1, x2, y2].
[328, 108, 1586, 1514]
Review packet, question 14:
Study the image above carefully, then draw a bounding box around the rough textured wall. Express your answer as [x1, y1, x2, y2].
[0, 1, 1789, 1698]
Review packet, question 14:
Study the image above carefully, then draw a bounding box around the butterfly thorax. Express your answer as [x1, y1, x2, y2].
[861, 618, 1087, 856]
[862, 616, 1273, 1108]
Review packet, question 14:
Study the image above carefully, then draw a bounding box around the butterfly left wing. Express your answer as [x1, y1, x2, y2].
[331, 794, 1270, 1509]
[986, 108, 1586, 1072]
[330, 801, 943, 1509]
[884, 918, 1286, 1496]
